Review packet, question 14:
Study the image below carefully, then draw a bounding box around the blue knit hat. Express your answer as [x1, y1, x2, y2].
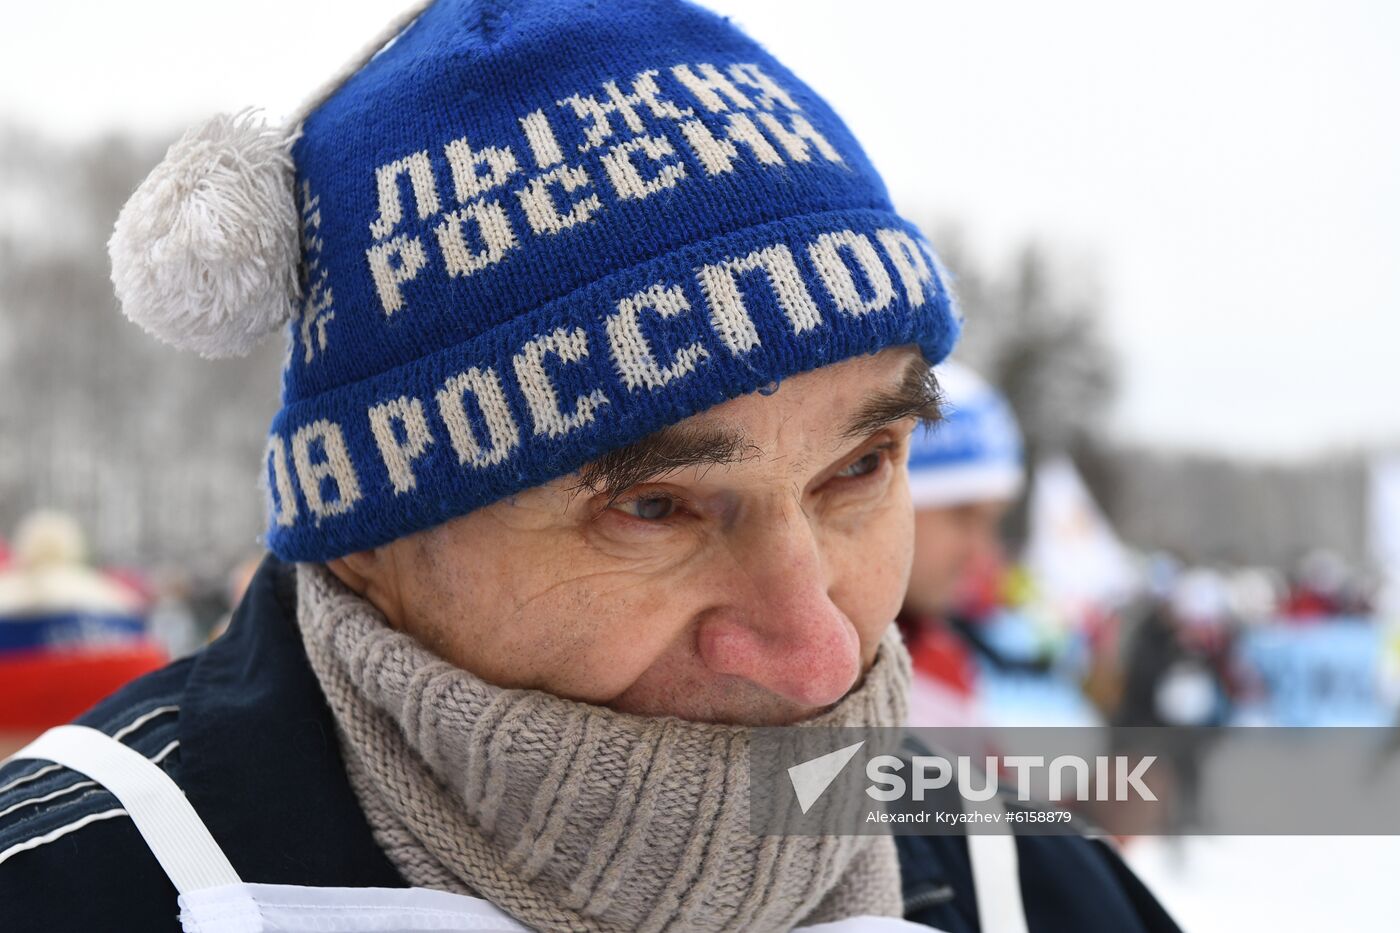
[109, 0, 961, 561]
[907, 360, 1024, 509]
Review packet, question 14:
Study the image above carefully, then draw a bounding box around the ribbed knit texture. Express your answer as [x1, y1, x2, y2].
[262, 0, 960, 561]
[296, 562, 910, 932]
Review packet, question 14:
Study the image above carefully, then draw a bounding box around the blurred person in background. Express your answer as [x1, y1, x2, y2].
[897, 360, 1028, 725]
[143, 567, 203, 660]
[1283, 548, 1372, 620]
[0, 1, 1177, 931]
[205, 552, 268, 643]
[0, 511, 166, 757]
[1115, 568, 1233, 731]
[1112, 564, 1236, 834]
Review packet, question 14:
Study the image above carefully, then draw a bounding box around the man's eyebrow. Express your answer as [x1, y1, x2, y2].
[572, 354, 943, 505]
[838, 353, 944, 441]
[571, 423, 757, 505]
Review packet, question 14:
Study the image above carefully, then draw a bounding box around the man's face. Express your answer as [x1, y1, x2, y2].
[332, 345, 937, 726]
[904, 499, 1011, 616]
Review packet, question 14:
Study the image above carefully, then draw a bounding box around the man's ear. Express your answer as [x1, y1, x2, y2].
[324, 547, 411, 630]
[326, 550, 379, 596]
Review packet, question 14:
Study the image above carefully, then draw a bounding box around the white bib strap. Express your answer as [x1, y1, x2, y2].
[965, 798, 1029, 933]
[9, 724, 242, 895]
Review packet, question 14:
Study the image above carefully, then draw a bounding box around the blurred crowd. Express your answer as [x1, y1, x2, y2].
[888, 362, 1395, 734]
[0, 512, 259, 755]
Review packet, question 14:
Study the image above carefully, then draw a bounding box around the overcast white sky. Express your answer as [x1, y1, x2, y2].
[4, 0, 1397, 460]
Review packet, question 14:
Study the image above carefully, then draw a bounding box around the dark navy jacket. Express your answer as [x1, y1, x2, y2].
[0, 556, 1180, 932]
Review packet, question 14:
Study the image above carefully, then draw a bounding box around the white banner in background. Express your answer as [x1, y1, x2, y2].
[1023, 456, 1138, 615]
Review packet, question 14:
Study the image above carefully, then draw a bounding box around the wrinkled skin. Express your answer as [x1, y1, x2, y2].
[330, 345, 925, 726]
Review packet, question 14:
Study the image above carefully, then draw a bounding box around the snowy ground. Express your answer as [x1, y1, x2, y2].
[1124, 835, 1400, 931]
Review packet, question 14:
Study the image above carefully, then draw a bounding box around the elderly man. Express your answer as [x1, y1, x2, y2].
[0, 1, 1177, 930]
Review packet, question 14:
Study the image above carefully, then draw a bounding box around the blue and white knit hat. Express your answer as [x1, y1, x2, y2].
[907, 360, 1023, 509]
[108, 0, 961, 561]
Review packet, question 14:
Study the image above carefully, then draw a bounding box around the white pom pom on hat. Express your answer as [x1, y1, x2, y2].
[108, 108, 300, 358]
[106, 0, 437, 359]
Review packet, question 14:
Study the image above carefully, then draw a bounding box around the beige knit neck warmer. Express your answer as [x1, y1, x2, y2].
[295, 562, 911, 933]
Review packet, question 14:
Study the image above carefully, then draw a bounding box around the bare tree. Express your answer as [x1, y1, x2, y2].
[1, 124, 281, 572]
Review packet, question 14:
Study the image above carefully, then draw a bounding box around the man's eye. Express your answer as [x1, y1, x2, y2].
[835, 448, 886, 480]
[615, 495, 678, 521]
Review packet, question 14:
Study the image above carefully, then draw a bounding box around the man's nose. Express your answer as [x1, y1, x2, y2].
[695, 513, 861, 709]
